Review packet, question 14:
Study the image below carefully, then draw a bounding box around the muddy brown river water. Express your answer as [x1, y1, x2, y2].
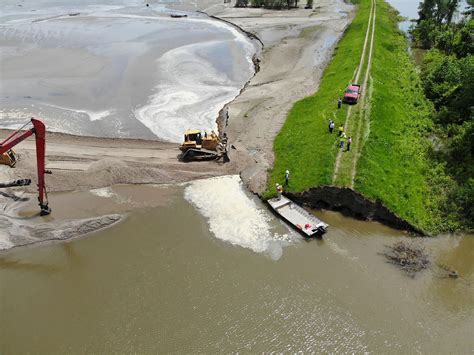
[0, 183, 473, 353]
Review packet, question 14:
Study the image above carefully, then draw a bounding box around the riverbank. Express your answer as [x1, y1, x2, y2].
[2, 187, 473, 353]
[0, 0, 354, 250]
[268, 0, 451, 235]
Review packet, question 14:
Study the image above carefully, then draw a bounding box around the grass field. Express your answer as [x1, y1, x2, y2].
[267, 0, 451, 233]
[266, 0, 372, 193]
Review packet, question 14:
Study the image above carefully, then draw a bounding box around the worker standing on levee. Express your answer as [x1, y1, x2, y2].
[339, 135, 346, 149]
[338, 97, 342, 109]
[285, 169, 290, 186]
[276, 183, 283, 200]
[338, 124, 344, 137]
[347, 136, 352, 152]
[328, 119, 335, 134]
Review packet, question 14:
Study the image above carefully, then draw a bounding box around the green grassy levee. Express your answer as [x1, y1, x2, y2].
[267, 0, 449, 233]
[353, 1, 447, 233]
[266, 0, 372, 193]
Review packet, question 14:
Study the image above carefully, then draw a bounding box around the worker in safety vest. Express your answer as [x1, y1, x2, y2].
[276, 183, 283, 200]
[339, 136, 345, 149]
[338, 125, 344, 137]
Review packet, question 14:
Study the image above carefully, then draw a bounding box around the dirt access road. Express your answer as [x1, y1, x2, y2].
[332, 0, 376, 187]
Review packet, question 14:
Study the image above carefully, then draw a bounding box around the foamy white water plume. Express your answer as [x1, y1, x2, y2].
[184, 175, 289, 259]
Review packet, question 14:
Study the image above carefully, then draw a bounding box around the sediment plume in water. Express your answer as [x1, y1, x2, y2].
[184, 175, 291, 259]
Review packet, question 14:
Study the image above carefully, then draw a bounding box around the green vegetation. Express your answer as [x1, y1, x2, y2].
[268, 0, 468, 233]
[266, 0, 372, 194]
[410, 0, 474, 229]
[354, 1, 451, 232]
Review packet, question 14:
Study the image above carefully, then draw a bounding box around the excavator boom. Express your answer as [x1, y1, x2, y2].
[0, 118, 51, 215]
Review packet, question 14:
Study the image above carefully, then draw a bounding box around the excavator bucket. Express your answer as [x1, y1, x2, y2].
[0, 149, 17, 167]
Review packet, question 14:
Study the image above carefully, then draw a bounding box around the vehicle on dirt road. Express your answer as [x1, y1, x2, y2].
[343, 84, 361, 104]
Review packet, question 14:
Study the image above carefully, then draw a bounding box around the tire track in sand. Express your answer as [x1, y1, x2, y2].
[350, 0, 377, 188]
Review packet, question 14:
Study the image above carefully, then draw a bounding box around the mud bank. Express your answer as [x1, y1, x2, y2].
[287, 187, 426, 235]
[1, 213, 122, 251]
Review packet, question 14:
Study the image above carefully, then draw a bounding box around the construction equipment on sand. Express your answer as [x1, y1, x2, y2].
[0, 149, 18, 167]
[179, 129, 228, 162]
[0, 117, 51, 215]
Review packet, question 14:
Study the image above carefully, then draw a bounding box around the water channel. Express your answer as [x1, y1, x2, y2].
[1, 181, 473, 353]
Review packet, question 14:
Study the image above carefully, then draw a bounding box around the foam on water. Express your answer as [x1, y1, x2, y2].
[184, 175, 288, 259]
[0, 235, 14, 251]
[40, 104, 113, 122]
[90, 187, 131, 204]
[0, 3, 256, 140]
[135, 41, 247, 142]
[90, 187, 115, 198]
[133, 16, 255, 142]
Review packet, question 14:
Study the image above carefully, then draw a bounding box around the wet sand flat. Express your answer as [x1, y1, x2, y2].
[0, 0, 255, 141]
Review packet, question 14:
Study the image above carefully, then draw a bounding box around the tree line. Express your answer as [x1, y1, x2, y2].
[410, 0, 473, 229]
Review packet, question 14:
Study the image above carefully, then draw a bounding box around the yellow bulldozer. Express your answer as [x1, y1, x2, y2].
[0, 149, 17, 167]
[179, 129, 228, 162]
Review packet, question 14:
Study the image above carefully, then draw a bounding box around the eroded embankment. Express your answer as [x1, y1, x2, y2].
[199, 10, 264, 137]
[287, 187, 425, 235]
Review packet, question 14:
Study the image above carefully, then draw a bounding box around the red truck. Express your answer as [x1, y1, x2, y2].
[343, 84, 361, 104]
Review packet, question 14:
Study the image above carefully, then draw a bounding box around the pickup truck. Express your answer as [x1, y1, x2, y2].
[343, 84, 361, 104]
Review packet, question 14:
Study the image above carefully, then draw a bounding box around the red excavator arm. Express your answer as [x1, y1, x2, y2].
[0, 117, 51, 215]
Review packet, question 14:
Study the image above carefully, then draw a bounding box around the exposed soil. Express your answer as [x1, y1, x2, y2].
[287, 186, 425, 235]
[214, 1, 355, 193]
[0, 0, 355, 250]
[2, 130, 234, 193]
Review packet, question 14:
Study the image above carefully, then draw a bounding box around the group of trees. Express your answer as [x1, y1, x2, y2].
[410, 0, 473, 228]
[411, 0, 473, 54]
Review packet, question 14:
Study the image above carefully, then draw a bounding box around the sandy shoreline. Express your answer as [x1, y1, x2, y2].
[212, 0, 354, 193]
[0, 0, 354, 250]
